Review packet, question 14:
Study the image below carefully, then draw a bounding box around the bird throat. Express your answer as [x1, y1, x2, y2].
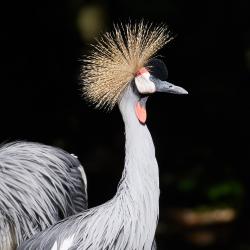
[135, 97, 148, 124]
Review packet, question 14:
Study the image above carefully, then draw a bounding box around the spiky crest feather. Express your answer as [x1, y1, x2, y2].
[81, 20, 172, 109]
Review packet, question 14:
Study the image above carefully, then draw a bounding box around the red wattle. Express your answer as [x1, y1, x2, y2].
[135, 102, 147, 124]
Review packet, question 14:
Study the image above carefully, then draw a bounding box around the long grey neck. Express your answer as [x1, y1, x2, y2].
[117, 85, 159, 222]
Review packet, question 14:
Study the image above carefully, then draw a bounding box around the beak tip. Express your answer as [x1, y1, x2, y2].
[177, 87, 188, 95]
[154, 79, 188, 95]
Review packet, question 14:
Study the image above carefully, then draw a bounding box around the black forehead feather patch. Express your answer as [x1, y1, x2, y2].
[146, 58, 168, 81]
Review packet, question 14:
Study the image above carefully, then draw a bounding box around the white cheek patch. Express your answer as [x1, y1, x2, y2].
[135, 68, 156, 94]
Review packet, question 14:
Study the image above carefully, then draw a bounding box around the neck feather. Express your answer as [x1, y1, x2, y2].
[115, 86, 160, 248]
[118, 85, 159, 192]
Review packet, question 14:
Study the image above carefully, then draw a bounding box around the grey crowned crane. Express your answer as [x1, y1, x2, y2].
[0, 142, 88, 250]
[18, 21, 188, 250]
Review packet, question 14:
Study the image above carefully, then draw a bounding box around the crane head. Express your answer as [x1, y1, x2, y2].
[81, 20, 188, 116]
[133, 58, 188, 123]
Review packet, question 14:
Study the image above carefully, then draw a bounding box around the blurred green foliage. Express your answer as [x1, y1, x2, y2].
[207, 180, 244, 204]
[169, 166, 245, 209]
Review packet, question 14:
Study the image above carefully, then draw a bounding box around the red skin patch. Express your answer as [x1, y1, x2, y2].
[135, 67, 149, 124]
[135, 67, 149, 76]
[135, 101, 147, 124]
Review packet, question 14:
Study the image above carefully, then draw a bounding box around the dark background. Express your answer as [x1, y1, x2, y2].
[1, 0, 249, 249]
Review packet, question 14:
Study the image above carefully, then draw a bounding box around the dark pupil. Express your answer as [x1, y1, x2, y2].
[146, 58, 168, 81]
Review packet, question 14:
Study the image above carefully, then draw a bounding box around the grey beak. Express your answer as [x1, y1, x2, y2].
[152, 77, 188, 95]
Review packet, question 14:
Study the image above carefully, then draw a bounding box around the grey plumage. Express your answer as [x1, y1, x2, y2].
[17, 21, 188, 250]
[17, 85, 159, 250]
[0, 141, 88, 249]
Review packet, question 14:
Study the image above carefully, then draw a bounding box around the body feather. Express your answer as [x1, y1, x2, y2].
[0, 141, 88, 249]
[17, 86, 159, 250]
